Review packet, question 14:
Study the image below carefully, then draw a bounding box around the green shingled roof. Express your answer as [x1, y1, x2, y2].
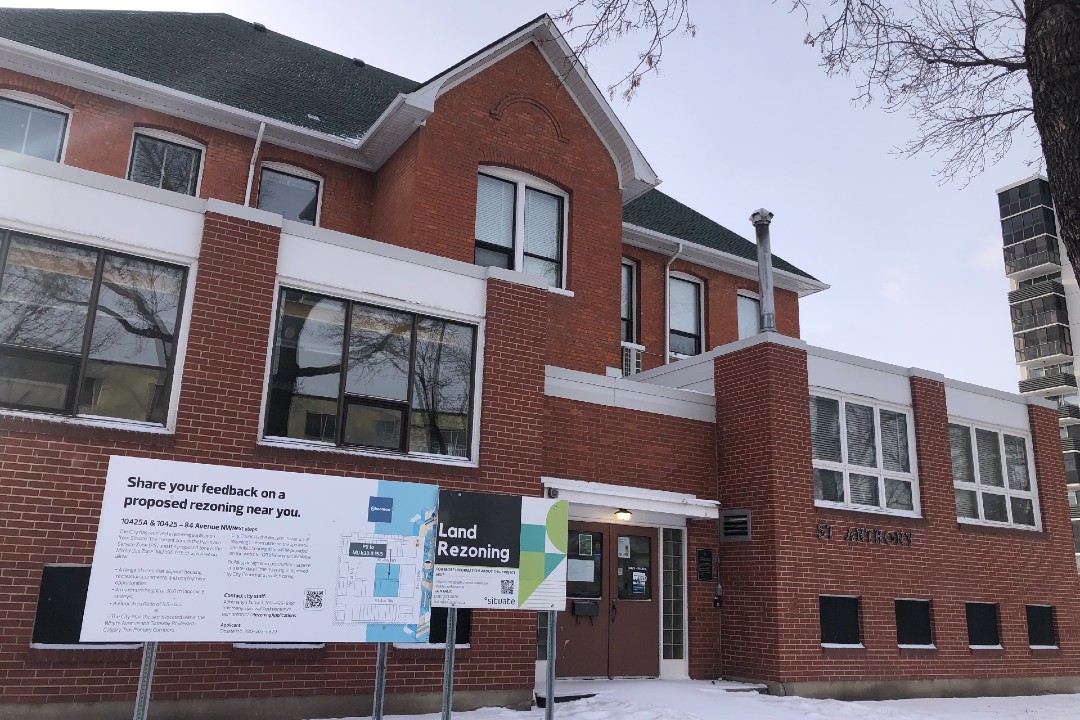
[0, 9, 419, 140]
[623, 189, 816, 280]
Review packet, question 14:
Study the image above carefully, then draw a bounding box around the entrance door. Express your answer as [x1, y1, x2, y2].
[556, 522, 659, 678]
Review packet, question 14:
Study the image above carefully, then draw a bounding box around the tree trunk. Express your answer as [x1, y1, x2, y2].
[1025, 1, 1080, 279]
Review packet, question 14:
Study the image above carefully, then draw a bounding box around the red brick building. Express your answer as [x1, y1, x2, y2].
[0, 9, 1076, 719]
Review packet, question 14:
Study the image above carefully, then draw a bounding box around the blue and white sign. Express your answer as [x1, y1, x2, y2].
[81, 457, 439, 644]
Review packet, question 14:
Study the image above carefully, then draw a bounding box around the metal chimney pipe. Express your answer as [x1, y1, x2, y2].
[750, 208, 777, 333]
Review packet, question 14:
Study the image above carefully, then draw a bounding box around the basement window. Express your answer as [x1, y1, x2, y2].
[1026, 605, 1057, 648]
[894, 599, 934, 648]
[819, 595, 861, 647]
[966, 602, 1001, 648]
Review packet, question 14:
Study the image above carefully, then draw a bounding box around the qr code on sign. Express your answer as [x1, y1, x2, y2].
[500, 579, 514, 595]
[304, 589, 325, 610]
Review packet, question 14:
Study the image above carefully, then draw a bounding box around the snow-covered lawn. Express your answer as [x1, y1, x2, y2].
[316, 679, 1080, 720]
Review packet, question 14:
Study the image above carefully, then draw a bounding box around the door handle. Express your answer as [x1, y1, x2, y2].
[610, 598, 617, 624]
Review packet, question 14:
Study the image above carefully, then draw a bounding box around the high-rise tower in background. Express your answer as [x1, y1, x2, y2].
[998, 175, 1080, 568]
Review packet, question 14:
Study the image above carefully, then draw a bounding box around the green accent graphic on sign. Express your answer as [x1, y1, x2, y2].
[519, 547, 545, 604]
[547, 502, 568, 554]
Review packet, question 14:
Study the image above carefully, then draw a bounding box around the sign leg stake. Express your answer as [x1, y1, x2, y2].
[372, 641, 389, 720]
[545, 609, 557, 720]
[441, 607, 457, 720]
[132, 641, 158, 720]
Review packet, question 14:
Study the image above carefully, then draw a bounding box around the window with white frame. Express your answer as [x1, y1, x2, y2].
[621, 259, 637, 343]
[737, 292, 761, 340]
[127, 129, 203, 196]
[0, 228, 187, 424]
[0, 94, 68, 162]
[257, 164, 321, 225]
[949, 422, 1040, 528]
[810, 393, 919, 514]
[669, 274, 702, 356]
[474, 168, 566, 288]
[264, 288, 477, 458]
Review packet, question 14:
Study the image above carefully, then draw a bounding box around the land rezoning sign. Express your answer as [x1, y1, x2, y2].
[432, 491, 568, 610]
[82, 456, 438, 643]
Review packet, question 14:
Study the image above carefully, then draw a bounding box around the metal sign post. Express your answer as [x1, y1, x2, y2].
[545, 610, 557, 720]
[440, 606, 458, 720]
[132, 641, 158, 720]
[372, 642, 389, 720]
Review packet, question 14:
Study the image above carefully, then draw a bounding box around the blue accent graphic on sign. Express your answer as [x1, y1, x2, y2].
[374, 564, 401, 597]
[365, 623, 416, 643]
[375, 481, 433, 536]
[367, 496, 394, 523]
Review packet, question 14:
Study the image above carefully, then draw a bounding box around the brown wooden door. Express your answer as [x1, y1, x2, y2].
[556, 522, 659, 678]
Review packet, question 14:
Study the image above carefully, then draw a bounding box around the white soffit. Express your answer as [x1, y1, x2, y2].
[543, 477, 719, 519]
[622, 223, 828, 298]
[545, 365, 715, 422]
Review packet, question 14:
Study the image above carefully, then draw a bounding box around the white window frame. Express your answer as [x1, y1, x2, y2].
[258, 161, 323, 227]
[125, 127, 206, 197]
[949, 419, 1042, 530]
[0, 89, 72, 164]
[621, 258, 638, 344]
[736, 290, 761, 340]
[476, 165, 569, 289]
[810, 389, 922, 518]
[668, 271, 704, 359]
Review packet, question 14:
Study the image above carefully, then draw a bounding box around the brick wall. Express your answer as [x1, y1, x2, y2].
[714, 341, 1080, 686]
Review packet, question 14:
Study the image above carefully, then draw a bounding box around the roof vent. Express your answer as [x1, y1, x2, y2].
[352, 58, 366, 67]
[253, 22, 267, 32]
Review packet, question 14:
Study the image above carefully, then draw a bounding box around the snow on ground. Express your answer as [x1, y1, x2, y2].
[315, 679, 1080, 720]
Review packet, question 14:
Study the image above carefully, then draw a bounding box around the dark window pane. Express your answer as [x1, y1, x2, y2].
[819, 596, 860, 645]
[982, 492, 1008, 522]
[880, 409, 910, 472]
[810, 396, 841, 462]
[849, 473, 880, 506]
[949, 424, 976, 484]
[895, 599, 932, 646]
[0, 352, 78, 412]
[1011, 497, 1036, 526]
[522, 255, 560, 287]
[78, 361, 169, 423]
[523, 188, 561, 261]
[1003, 435, 1031, 491]
[669, 331, 699, 357]
[129, 135, 200, 196]
[885, 478, 914, 511]
[814, 468, 844, 502]
[845, 403, 877, 467]
[0, 98, 66, 161]
[616, 535, 651, 600]
[32, 565, 91, 644]
[567, 530, 602, 599]
[965, 602, 1000, 646]
[342, 401, 405, 450]
[257, 169, 319, 225]
[304, 411, 336, 442]
[345, 304, 411, 402]
[0, 235, 97, 354]
[976, 429, 1004, 487]
[474, 245, 512, 269]
[955, 489, 979, 519]
[475, 174, 515, 249]
[265, 290, 345, 439]
[621, 263, 635, 342]
[429, 608, 471, 645]
[409, 318, 474, 457]
[1026, 605, 1056, 647]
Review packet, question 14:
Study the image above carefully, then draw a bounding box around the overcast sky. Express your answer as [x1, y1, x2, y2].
[7, 0, 1042, 392]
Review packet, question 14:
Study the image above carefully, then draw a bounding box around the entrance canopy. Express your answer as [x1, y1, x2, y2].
[542, 477, 719, 526]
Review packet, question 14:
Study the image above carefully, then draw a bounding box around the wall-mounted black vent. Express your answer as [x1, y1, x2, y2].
[719, 509, 751, 542]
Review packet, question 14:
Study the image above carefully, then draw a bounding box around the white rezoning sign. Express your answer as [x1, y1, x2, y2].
[82, 456, 439, 643]
[432, 491, 568, 610]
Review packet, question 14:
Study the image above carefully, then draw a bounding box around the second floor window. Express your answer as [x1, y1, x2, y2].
[265, 288, 476, 458]
[621, 260, 637, 343]
[128, 131, 202, 196]
[737, 293, 761, 340]
[949, 422, 1039, 529]
[0, 95, 67, 162]
[810, 393, 918, 515]
[474, 169, 566, 288]
[669, 275, 702, 356]
[0, 229, 186, 424]
[257, 165, 321, 225]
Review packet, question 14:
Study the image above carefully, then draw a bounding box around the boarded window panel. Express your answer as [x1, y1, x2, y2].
[819, 596, 860, 645]
[810, 396, 841, 463]
[429, 608, 472, 645]
[475, 174, 515, 249]
[880, 409, 910, 472]
[845, 403, 877, 468]
[32, 565, 92, 644]
[966, 602, 1000, 646]
[975, 429, 1005, 487]
[1026, 605, 1057, 647]
[895, 599, 933, 646]
[1003, 435, 1031, 491]
[949, 424, 976, 484]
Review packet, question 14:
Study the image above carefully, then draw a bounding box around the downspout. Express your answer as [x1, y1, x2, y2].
[663, 241, 685, 364]
[243, 121, 267, 207]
